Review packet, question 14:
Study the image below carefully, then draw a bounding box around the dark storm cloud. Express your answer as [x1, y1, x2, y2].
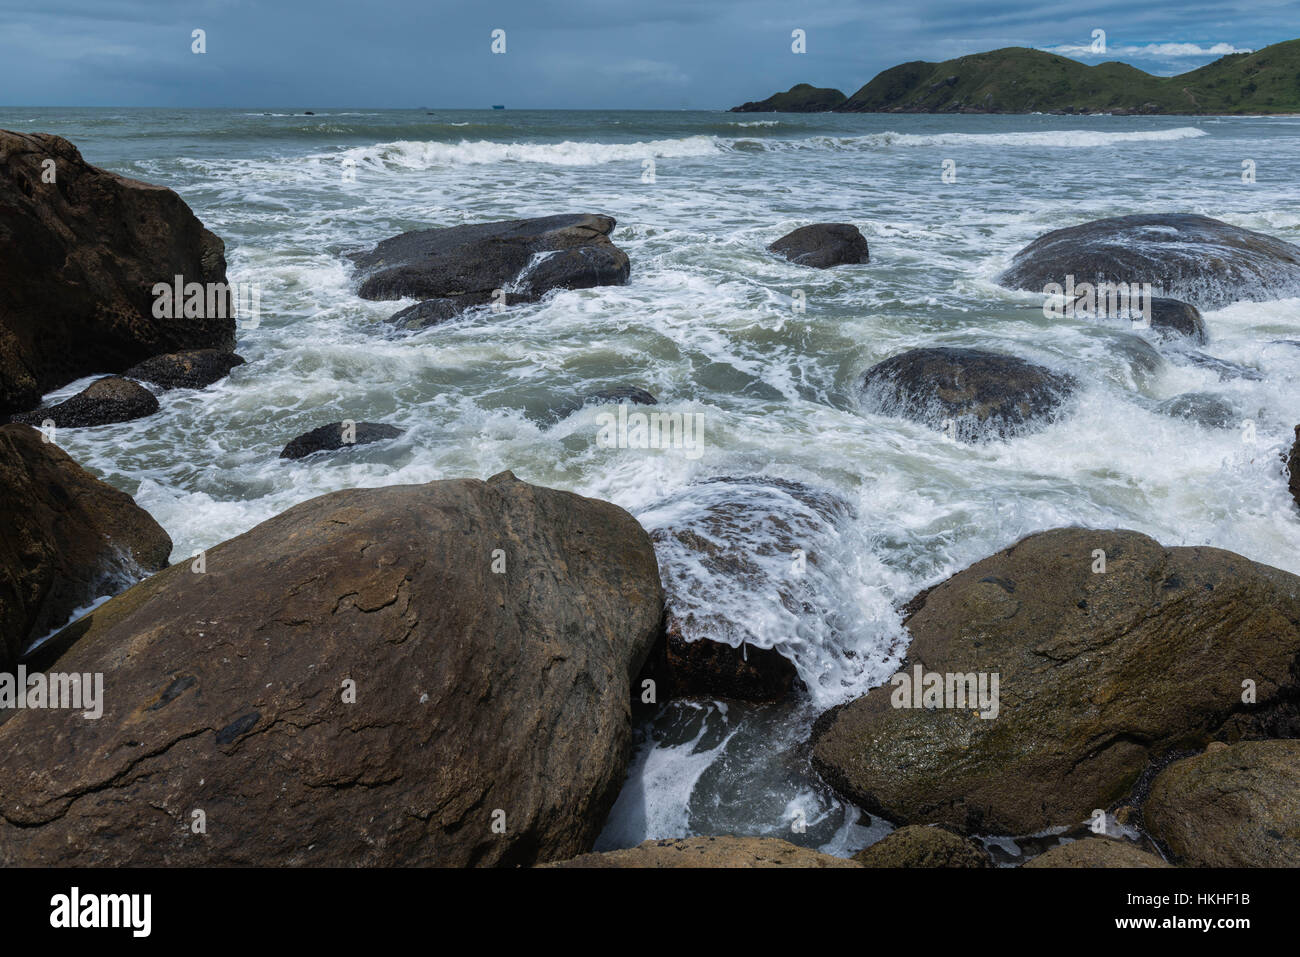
[0, 0, 1293, 107]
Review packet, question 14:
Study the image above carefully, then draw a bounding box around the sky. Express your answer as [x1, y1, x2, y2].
[0, 0, 1297, 109]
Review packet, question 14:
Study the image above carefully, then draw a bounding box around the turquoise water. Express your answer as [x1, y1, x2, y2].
[5, 107, 1300, 855]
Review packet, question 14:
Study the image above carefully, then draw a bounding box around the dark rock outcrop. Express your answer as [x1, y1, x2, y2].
[351, 214, 630, 323]
[730, 84, 848, 113]
[811, 527, 1300, 835]
[1288, 425, 1300, 509]
[768, 224, 870, 269]
[545, 836, 859, 867]
[9, 376, 158, 428]
[852, 826, 991, 868]
[0, 130, 234, 417]
[0, 471, 663, 866]
[1144, 740, 1300, 867]
[279, 421, 405, 459]
[123, 349, 245, 390]
[1000, 214, 1300, 309]
[860, 347, 1075, 441]
[0, 424, 171, 673]
[1023, 838, 1170, 868]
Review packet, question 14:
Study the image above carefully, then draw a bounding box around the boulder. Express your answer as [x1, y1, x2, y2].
[0, 471, 664, 866]
[1153, 392, 1236, 430]
[9, 376, 158, 428]
[811, 527, 1300, 835]
[1023, 838, 1170, 868]
[768, 224, 870, 269]
[279, 421, 405, 459]
[859, 347, 1075, 441]
[1072, 295, 1208, 344]
[0, 424, 171, 673]
[0, 130, 234, 417]
[1144, 740, 1300, 867]
[852, 826, 991, 867]
[122, 349, 245, 390]
[1000, 214, 1300, 309]
[351, 214, 630, 319]
[640, 477, 860, 702]
[545, 836, 859, 868]
[1290, 425, 1300, 508]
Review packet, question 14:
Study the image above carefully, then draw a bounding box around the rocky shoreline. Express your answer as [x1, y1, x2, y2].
[3, 129, 1300, 867]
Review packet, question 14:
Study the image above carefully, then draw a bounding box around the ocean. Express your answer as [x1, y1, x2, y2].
[5, 106, 1300, 857]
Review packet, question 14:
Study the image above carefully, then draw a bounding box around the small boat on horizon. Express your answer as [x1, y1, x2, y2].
[491, 104, 505, 110]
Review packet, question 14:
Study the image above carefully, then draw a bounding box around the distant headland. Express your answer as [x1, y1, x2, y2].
[730, 39, 1300, 114]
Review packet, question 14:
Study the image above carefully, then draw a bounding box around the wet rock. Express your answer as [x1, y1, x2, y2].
[351, 214, 630, 319]
[0, 424, 171, 673]
[1144, 740, 1300, 867]
[1023, 838, 1170, 868]
[641, 477, 858, 702]
[550, 385, 658, 423]
[0, 130, 234, 417]
[1173, 350, 1264, 381]
[1000, 214, 1300, 309]
[279, 421, 405, 459]
[768, 223, 870, 269]
[811, 527, 1300, 835]
[122, 349, 245, 390]
[1073, 296, 1207, 344]
[852, 826, 991, 868]
[0, 471, 663, 866]
[545, 836, 859, 868]
[1288, 425, 1300, 509]
[860, 347, 1075, 441]
[1153, 392, 1237, 430]
[9, 376, 158, 428]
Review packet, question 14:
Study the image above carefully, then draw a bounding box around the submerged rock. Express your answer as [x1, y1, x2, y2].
[1073, 295, 1208, 344]
[279, 421, 405, 459]
[811, 527, 1300, 835]
[9, 376, 158, 428]
[0, 424, 171, 673]
[1023, 838, 1170, 868]
[768, 223, 870, 269]
[545, 836, 859, 868]
[1153, 392, 1237, 430]
[351, 214, 630, 323]
[1144, 740, 1300, 867]
[550, 385, 658, 423]
[0, 471, 663, 866]
[0, 130, 234, 417]
[1000, 214, 1300, 309]
[123, 349, 245, 390]
[859, 346, 1075, 441]
[640, 477, 860, 702]
[852, 826, 991, 868]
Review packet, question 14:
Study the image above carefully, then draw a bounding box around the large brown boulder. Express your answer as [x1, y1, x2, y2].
[811, 527, 1300, 836]
[1144, 740, 1300, 867]
[545, 836, 860, 868]
[1023, 838, 1170, 868]
[350, 214, 630, 327]
[0, 130, 234, 416]
[852, 825, 991, 868]
[0, 424, 171, 674]
[999, 214, 1300, 309]
[0, 471, 663, 866]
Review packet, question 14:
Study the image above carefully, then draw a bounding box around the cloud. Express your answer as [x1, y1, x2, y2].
[1042, 41, 1252, 57]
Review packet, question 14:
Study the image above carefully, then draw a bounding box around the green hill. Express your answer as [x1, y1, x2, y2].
[730, 83, 846, 113]
[731, 39, 1300, 114]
